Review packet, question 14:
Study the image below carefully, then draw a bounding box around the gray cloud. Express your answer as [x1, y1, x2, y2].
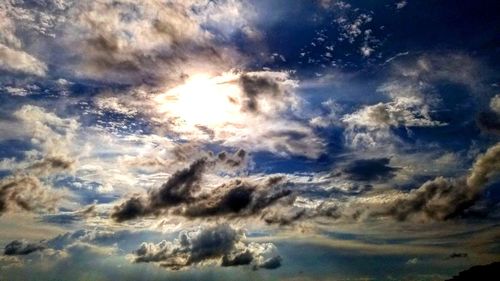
[61, 0, 240, 85]
[111, 152, 248, 221]
[134, 224, 281, 270]
[477, 111, 500, 135]
[111, 156, 292, 222]
[342, 158, 399, 182]
[239, 73, 284, 113]
[264, 142, 500, 224]
[476, 94, 500, 135]
[0, 175, 59, 216]
[0, 44, 47, 76]
[111, 158, 209, 222]
[372, 142, 500, 221]
[4, 240, 46, 256]
[181, 177, 292, 219]
[40, 204, 96, 225]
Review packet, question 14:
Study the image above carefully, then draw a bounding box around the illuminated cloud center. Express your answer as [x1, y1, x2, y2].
[155, 73, 246, 132]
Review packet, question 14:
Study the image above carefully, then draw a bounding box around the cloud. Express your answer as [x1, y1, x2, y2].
[52, 0, 251, 85]
[406, 257, 419, 265]
[111, 157, 292, 222]
[466, 142, 500, 190]
[342, 158, 399, 181]
[0, 175, 59, 216]
[342, 96, 444, 129]
[0, 105, 79, 216]
[3, 240, 46, 256]
[238, 72, 296, 113]
[11, 105, 79, 157]
[181, 177, 292, 219]
[341, 53, 486, 150]
[133, 224, 281, 270]
[491, 94, 500, 114]
[261, 142, 500, 225]
[477, 94, 500, 135]
[111, 158, 210, 222]
[372, 142, 500, 221]
[40, 204, 96, 225]
[0, 44, 47, 76]
[153, 70, 324, 158]
[0, 11, 47, 77]
[447, 252, 468, 259]
[396, 1, 408, 10]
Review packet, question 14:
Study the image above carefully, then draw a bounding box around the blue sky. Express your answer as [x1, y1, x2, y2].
[0, 0, 499, 280]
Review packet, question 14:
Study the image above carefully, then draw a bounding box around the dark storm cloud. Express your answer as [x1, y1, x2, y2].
[111, 158, 208, 222]
[133, 224, 281, 270]
[0, 175, 58, 216]
[149, 158, 208, 208]
[4, 240, 45, 256]
[343, 158, 399, 181]
[111, 195, 149, 222]
[181, 176, 292, 219]
[112, 153, 264, 222]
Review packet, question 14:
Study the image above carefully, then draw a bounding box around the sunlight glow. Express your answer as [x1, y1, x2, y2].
[155, 73, 245, 130]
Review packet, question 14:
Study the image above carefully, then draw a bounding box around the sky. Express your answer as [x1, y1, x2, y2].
[0, 0, 499, 280]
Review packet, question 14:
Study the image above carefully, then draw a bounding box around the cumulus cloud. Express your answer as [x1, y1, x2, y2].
[50, 0, 257, 85]
[133, 224, 281, 270]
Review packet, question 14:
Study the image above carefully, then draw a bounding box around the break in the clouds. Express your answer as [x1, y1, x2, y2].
[1, 0, 500, 280]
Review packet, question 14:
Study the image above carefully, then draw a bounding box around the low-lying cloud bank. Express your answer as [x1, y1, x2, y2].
[2, 224, 281, 271]
[264, 142, 500, 224]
